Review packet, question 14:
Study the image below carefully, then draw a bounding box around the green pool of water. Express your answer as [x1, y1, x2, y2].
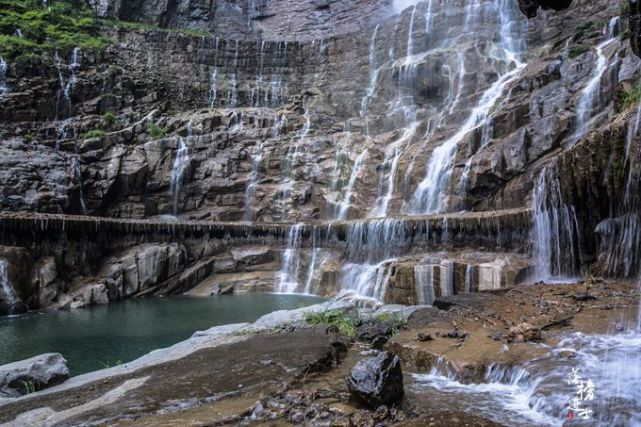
[0, 294, 326, 376]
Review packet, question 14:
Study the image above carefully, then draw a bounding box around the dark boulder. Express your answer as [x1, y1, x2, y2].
[518, 0, 573, 18]
[356, 321, 395, 343]
[347, 351, 404, 408]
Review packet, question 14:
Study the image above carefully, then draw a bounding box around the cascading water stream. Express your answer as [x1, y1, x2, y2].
[335, 149, 369, 220]
[209, 37, 219, 107]
[572, 17, 619, 145]
[360, 24, 380, 125]
[170, 124, 191, 216]
[276, 224, 304, 294]
[0, 260, 19, 310]
[228, 40, 240, 108]
[408, 0, 526, 215]
[531, 165, 580, 282]
[0, 57, 8, 99]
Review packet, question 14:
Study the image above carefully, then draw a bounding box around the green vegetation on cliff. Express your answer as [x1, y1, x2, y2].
[0, 0, 111, 60]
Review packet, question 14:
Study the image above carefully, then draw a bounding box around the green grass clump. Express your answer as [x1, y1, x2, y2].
[619, 81, 641, 113]
[568, 45, 590, 59]
[572, 20, 604, 43]
[304, 309, 359, 337]
[0, 0, 112, 59]
[147, 121, 166, 140]
[82, 129, 106, 139]
[100, 111, 118, 129]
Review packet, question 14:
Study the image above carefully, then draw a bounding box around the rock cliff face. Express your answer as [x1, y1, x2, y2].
[0, 0, 637, 312]
[97, 0, 394, 40]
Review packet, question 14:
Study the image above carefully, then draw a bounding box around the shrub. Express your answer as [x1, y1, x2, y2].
[147, 121, 166, 140]
[82, 129, 106, 139]
[100, 111, 117, 129]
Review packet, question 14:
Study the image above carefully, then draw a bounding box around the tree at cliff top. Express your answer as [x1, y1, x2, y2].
[0, 0, 111, 60]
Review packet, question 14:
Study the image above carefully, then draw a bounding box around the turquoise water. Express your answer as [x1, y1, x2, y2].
[0, 294, 325, 376]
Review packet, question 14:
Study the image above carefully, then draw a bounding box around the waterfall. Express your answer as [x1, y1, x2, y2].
[597, 101, 641, 277]
[409, 61, 524, 214]
[338, 260, 394, 304]
[531, 165, 580, 282]
[54, 48, 81, 121]
[408, 0, 526, 215]
[0, 260, 19, 309]
[250, 41, 266, 107]
[360, 25, 380, 121]
[276, 224, 304, 293]
[170, 135, 190, 216]
[0, 57, 8, 99]
[464, 264, 474, 292]
[269, 41, 288, 107]
[228, 40, 240, 108]
[209, 37, 220, 108]
[414, 265, 435, 305]
[572, 17, 618, 145]
[370, 124, 419, 217]
[335, 149, 369, 220]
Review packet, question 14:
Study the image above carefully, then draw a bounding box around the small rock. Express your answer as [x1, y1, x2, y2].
[371, 335, 388, 350]
[573, 293, 596, 302]
[416, 332, 433, 342]
[347, 351, 404, 409]
[356, 322, 395, 343]
[507, 323, 541, 343]
[374, 404, 389, 421]
[289, 410, 305, 424]
[615, 322, 625, 332]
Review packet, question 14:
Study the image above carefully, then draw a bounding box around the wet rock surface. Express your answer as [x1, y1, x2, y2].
[347, 351, 404, 409]
[0, 353, 69, 399]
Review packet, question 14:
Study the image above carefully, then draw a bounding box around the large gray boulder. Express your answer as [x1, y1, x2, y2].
[0, 353, 69, 398]
[347, 351, 404, 409]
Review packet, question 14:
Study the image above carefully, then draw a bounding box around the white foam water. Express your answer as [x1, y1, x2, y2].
[0, 57, 8, 99]
[0, 260, 18, 308]
[170, 137, 190, 216]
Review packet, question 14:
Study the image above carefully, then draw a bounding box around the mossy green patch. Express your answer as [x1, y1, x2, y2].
[0, 0, 112, 59]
